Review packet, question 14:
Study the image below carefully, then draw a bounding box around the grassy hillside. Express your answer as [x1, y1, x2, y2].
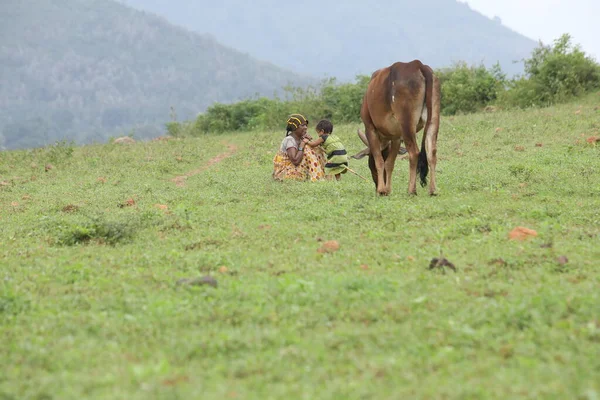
[120, 0, 537, 80]
[1, 94, 599, 398]
[0, 0, 314, 150]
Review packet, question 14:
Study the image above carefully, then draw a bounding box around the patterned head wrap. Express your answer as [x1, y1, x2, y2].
[286, 113, 309, 135]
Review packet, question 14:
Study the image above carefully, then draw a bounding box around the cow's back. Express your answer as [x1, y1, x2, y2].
[363, 60, 427, 138]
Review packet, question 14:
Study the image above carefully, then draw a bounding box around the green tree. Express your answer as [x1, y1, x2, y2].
[499, 34, 600, 108]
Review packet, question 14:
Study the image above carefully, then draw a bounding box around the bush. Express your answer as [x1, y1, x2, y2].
[321, 76, 370, 122]
[54, 215, 138, 246]
[499, 34, 600, 108]
[192, 97, 290, 135]
[166, 120, 200, 138]
[45, 139, 75, 164]
[436, 62, 505, 115]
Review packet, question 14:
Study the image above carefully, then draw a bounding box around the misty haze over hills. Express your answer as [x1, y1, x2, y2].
[119, 0, 538, 79]
[0, 0, 313, 149]
[1, 0, 539, 150]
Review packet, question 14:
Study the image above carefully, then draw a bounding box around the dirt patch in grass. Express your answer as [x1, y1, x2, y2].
[171, 144, 238, 187]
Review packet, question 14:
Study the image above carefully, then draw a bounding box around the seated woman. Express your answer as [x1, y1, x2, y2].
[272, 114, 326, 182]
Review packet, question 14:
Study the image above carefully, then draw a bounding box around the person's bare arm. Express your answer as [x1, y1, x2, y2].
[286, 138, 310, 165]
[306, 137, 324, 147]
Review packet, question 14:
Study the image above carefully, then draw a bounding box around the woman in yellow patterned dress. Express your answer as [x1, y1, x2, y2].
[272, 114, 326, 182]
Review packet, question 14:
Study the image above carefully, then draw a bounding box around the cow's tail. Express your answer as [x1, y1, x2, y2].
[416, 64, 440, 187]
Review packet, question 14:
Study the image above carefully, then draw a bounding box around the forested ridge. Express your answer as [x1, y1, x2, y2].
[0, 0, 313, 149]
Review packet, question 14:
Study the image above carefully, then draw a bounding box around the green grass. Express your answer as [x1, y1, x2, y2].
[1, 94, 600, 399]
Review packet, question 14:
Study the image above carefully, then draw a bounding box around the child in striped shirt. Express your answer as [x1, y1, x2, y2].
[306, 119, 348, 181]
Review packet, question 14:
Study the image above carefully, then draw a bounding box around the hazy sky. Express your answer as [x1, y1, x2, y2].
[463, 0, 598, 60]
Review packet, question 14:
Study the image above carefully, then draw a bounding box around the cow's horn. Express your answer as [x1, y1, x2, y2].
[357, 128, 369, 147]
[351, 147, 370, 160]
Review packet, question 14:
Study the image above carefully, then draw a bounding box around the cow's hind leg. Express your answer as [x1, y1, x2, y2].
[422, 72, 441, 196]
[403, 128, 419, 195]
[417, 116, 439, 196]
[426, 121, 439, 197]
[422, 128, 438, 196]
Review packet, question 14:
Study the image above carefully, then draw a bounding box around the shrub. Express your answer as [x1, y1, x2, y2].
[499, 34, 600, 108]
[436, 62, 505, 115]
[321, 75, 370, 122]
[46, 140, 75, 164]
[166, 120, 200, 137]
[55, 215, 138, 246]
[193, 97, 290, 135]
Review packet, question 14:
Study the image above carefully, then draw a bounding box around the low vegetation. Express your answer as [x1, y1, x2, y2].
[168, 34, 600, 138]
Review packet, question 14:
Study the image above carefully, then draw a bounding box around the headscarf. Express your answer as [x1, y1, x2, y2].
[285, 113, 308, 136]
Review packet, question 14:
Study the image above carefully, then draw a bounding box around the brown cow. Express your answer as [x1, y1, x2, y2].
[352, 60, 441, 196]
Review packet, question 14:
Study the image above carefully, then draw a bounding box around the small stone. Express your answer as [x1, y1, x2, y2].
[508, 226, 538, 241]
[317, 240, 340, 253]
[62, 204, 79, 213]
[113, 136, 136, 144]
[118, 198, 136, 208]
[586, 136, 600, 144]
[557, 255, 569, 265]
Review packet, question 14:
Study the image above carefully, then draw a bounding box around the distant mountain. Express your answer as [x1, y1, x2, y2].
[119, 0, 538, 81]
[0, 0, 314, 149]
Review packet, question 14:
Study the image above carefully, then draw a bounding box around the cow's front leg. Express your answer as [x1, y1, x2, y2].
[403, 136, 419, 195]
[383, 140, 401, 194]
[366, 129, 387, 195]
